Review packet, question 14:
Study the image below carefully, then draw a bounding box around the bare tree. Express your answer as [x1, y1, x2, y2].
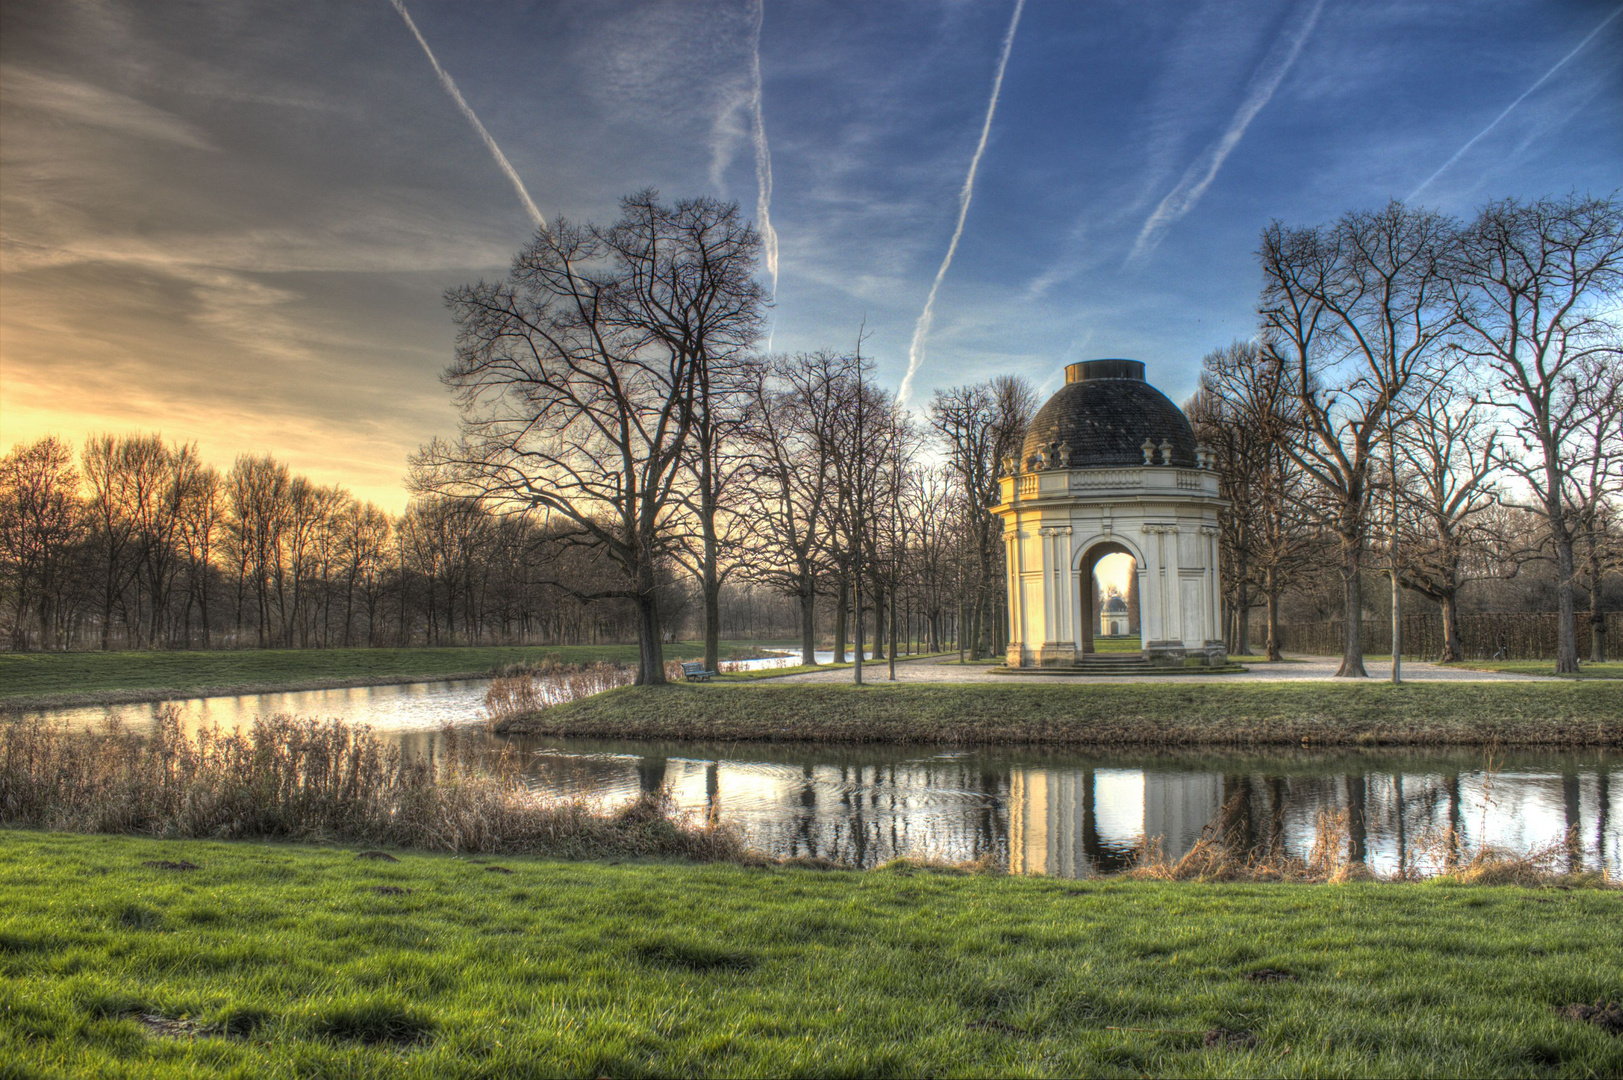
[1451, 193, 1623, 672]
[422, 192, 765, 683]
[738, 351, 851, 663]
[1258, 202, 1458, 676]
[1390, 381, 1501, 661]
[929, 376, 1035, 659]
[0, 437, 83, 650]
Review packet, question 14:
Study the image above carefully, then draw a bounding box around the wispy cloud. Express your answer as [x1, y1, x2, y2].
[749, 0, 779, 298]
[1407, 3, 1622, 202]
[0, 65, 213, 150]
[1128, 0, 1325, 264]
[388, 0, 546, 231]
[898, 0, 1025, 408]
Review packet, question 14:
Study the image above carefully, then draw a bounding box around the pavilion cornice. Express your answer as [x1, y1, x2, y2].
[992, 465, 1223, 515]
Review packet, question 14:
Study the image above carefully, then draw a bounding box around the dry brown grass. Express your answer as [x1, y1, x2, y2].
[0, 711, 742, 861]
[484, 660, 688, 731]
[1123, 797, 1616, 887]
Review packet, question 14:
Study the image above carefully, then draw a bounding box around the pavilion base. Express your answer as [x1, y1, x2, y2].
[1142, 640, 1186, 667]
[1037, 642, 1078, 667]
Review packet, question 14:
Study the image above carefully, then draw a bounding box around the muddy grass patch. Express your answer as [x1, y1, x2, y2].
[1244, 968, 1297, 983]
[1203, 1027, 1258, 1049]
[1557, 1001, 1623, 1035]
[141, 860, 199, 871]
[368, 885, 412, 896]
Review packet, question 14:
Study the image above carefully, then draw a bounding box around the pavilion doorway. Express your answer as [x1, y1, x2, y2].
[1079, 544, 1139, 655]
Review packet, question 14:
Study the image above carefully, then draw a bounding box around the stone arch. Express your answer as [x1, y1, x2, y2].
[1074, 537, 1140, 655]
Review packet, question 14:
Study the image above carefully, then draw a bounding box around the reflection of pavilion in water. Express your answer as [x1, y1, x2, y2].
[1008, 770, 1221, 876]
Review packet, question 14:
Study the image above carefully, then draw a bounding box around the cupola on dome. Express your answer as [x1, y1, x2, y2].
[1020, 359, 1197, 469]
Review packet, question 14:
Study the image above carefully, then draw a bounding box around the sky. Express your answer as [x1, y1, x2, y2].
[2, 0, 1619, 510]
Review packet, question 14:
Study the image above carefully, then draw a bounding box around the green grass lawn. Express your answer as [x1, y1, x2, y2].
[0, 642, 784, 709]
[1452, 660, 1623, 679]
[497, 680, 1623, 746]
[1, 831, 1617, 1078]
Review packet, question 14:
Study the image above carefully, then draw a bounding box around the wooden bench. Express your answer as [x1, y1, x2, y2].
[680, 661, 718, 682]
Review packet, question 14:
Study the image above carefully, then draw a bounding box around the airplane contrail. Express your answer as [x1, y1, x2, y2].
[750, 0, 779, 297]
[898, 0, 1025, 408]
[1129, 0, 1325, 264]
[389, 0, 546, 231]
[1408, 3, 1622, 202]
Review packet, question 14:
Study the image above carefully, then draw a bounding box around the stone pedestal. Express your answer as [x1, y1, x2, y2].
[1037, 641, 1077, 667]
[1143, 640, 1187, 667]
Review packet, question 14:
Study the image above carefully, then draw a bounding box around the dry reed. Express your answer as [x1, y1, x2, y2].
[484, 660, 687, 731]
[0, 712, 742, 861]
[1123, 798, 1615, 887]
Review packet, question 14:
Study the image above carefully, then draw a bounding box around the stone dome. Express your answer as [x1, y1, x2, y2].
[1021, 359, 1198, 469]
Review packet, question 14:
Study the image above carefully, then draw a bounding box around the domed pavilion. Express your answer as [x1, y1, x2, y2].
[992, 359, 1227, 669]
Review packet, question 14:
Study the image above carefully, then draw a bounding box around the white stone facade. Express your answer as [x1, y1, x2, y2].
[992, 464, 1227, 667]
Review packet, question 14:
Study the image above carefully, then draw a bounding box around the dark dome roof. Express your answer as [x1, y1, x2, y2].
[1022, 359, 1197, 468]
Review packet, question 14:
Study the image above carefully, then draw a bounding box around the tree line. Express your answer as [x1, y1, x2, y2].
[1189, 193, 1622, 674]
[4, 190, 1616, 678]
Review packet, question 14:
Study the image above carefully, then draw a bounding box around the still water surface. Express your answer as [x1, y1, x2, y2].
[30, 677, 1620, 880]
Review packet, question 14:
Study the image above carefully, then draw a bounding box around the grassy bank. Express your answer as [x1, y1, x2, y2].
[496, 681, 1623, 746]
[1453, 660, 1623, 679]
[2, 831, 1619, 1078]
[0, 642, 785, 710]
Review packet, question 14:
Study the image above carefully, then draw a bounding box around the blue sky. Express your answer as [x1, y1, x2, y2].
[2, 0, 1619, 507]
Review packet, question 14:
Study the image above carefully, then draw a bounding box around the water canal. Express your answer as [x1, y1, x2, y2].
[22, 675, 1620, 880]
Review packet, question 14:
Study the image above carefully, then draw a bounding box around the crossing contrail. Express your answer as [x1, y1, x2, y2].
[897, 0, 1025, 408]
[389, 0, 546, 231]
[1408, 3, 1622, 202]
[1129, 0, 1324, 264]
[750, 0, 778, 297]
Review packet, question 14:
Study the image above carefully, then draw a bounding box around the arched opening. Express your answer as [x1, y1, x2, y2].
[1078, 544, 1139, 655]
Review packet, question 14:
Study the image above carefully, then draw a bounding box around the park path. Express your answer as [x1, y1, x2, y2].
[770, 655, 1556, 684]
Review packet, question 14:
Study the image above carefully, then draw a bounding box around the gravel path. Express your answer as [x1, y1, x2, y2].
[771, 655, 1557, 684]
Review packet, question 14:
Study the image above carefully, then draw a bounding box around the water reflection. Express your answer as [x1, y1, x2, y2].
[489, 737, 1618, 879]
[22, 680, 1618, 880]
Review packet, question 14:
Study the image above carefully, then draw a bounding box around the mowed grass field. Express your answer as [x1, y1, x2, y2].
[1, 831, 1618, 1078]
[498, 680, 1623, 746]
[0, 643, 788, 709]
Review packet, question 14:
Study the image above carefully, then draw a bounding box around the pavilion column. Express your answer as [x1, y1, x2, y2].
[1165, 526, 1183, 645]
[1056, 526, 1074, 647]
[1039, 528, 1056, 644]
[1203, 525, 1221, 643]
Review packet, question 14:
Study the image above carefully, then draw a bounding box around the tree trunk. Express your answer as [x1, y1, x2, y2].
[634, 564, 666, 685]
[872, 584, 885, 661]
[1553, 532, 1579, 674]
[1232, 576, 1252, 655]
[702, 566, 721, 675]
[1439, 591, 1463, 662]
[1336, 531, 1368, 677]
[833, 574, 848, 663]
[798, 586, 817, 665]
[1588, 536, 1607, 663]
[1265, 584, 1283, 662]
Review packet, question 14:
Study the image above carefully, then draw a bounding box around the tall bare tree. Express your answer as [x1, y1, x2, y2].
[1258, 202, 1458, 676]
[929, 376, 1035, 659]
[738, 351, 851, 663]
[1451, 193, 1623, 672]
[0, 437, 82, 650]
[422, 192, 765, 683]
[1390, 381, 1501, 661]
